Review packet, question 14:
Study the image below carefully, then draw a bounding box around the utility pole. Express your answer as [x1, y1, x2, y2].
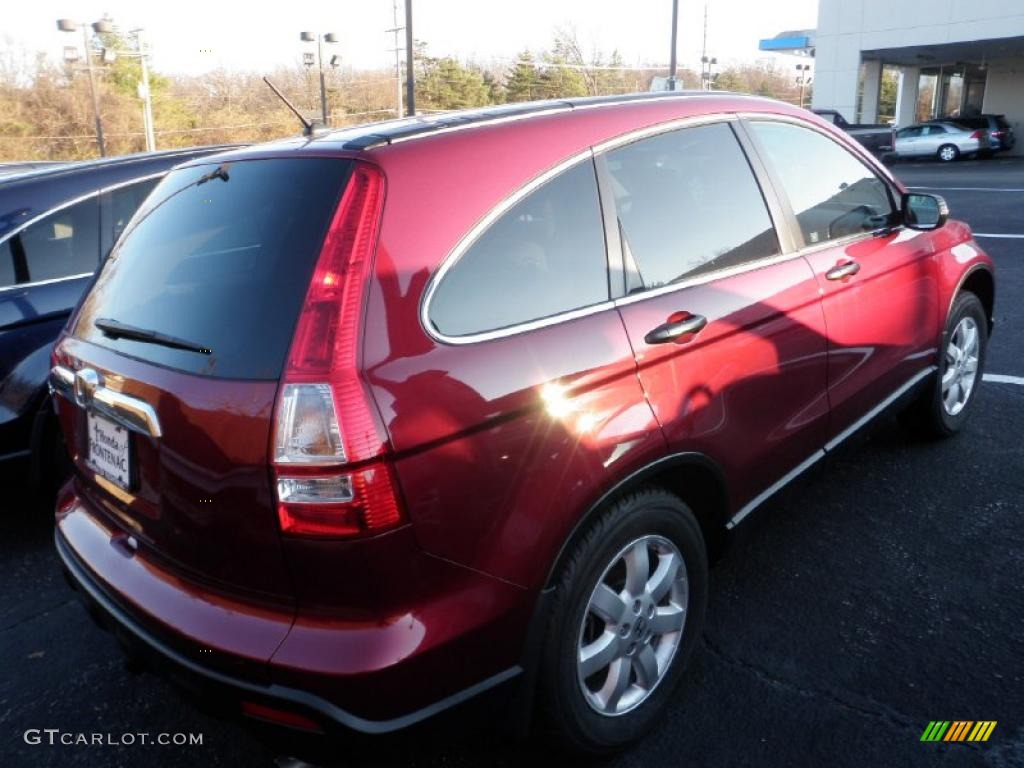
[80, 25, 106, 156]
[387, 0, 403, 117]
[134, 29, 156, 151]
[667, 0, 679, 91]
[404, 0, 415, 116]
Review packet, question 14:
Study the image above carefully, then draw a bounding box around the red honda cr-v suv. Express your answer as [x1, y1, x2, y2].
[51, 93, 994, 754]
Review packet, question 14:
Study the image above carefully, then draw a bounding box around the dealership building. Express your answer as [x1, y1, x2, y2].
[762, 0, 1024, 154]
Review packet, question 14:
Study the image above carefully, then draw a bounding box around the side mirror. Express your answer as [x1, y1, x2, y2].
[902, 192, 948, 231]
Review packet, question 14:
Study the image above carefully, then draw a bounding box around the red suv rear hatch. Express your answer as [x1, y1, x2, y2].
[53, 156, 355, 604]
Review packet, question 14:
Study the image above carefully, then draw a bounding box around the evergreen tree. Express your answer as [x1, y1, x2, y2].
[504, 51, 541, 102]
[418, 57, 490, 111]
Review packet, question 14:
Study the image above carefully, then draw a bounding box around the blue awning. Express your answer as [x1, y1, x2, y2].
[759, 35, 813, 52]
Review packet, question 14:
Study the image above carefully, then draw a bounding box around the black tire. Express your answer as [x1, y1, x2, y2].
[903, 292, 987, 438]
[31, 402, 73, 510]
[538, 489, 708, 755]
[937, 143, 960, 162]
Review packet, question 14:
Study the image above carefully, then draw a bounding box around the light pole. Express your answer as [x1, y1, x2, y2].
[667, 0, 680, 91]
[300, 31, 338, 126]
[701, 56, 717, 90]
[57, 18, 110, 156]
[796, 63, 812, 108]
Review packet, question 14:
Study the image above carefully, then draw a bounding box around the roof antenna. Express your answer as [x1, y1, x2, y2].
[263, 77, 319, 137]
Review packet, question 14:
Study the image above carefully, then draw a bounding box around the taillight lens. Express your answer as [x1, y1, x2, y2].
[970, 130, 984, 139]
[272, 162, 404, 538]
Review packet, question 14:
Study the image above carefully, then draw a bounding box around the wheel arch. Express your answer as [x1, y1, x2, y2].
[957, 264, 995, 334]
[542, 452, 731, 591]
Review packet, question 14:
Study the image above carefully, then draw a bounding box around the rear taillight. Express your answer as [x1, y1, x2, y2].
[272, 162, 403, 538]
[970, 130, 984, 139]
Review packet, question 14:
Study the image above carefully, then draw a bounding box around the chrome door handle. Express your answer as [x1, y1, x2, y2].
[825, 261, 861, 281]
[644, 314, 708, 345]
[50, 365, 162, 438]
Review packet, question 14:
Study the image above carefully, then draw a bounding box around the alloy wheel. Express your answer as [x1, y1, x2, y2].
[942, 315, 980, 416]
[576, 535, 688, 716]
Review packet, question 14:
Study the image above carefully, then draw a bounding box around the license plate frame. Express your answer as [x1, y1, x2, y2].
[86, 412, 132, 491]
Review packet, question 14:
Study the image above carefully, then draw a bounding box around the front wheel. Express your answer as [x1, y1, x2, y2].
[903, 292, 987, 437]
[538, 489, 708, 755]
[937, 143, 960, 162]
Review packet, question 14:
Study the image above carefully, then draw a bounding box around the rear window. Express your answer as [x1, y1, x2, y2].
[74, 158, 351, 379]
[953, 118, 986, 130]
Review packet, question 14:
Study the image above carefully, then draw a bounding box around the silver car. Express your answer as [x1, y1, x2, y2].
[893, 121, 991, 162]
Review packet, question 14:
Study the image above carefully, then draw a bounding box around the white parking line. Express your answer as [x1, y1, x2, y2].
[973, 233, 1024, 239]
[984, 373, 1024, 386]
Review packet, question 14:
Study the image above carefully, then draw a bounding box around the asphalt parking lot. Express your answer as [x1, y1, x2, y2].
[2, 157, 1022, 768]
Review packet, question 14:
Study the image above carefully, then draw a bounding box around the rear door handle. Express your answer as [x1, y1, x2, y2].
[825, 261, 861, 281]
[644, 314, 708, 345]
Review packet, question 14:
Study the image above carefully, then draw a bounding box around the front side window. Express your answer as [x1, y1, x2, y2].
[606, 122, 779, 289]
[750, 121, 895, 246]
[0, 196, 99, 289]
[428, 159, 609, 337]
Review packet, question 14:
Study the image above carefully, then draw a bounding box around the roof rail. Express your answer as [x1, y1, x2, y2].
[331, 91, 727, 150]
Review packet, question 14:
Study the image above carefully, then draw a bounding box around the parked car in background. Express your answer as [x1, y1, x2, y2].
[50, 93, 993, 755]
[0, 145, 240, 496]
[892, 122, 992, 162]
[927, 114, 1016, 152]
[812, 109, 895, 154]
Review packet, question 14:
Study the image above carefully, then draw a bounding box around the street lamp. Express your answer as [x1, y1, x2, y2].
[701, 56, 717, 90]
[300, 31, 338, 126]
[56, 18, 108, 156]
[796, 63, 812, 108]
[57, 19, 157, 154]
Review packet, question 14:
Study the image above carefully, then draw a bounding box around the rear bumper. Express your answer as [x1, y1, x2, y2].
[56, 490, 532, 734]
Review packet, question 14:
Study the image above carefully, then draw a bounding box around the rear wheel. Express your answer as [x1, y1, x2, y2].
[903, 292, 987, 437]
[937, 144, 960, 162]
[538, 489, 708, 755]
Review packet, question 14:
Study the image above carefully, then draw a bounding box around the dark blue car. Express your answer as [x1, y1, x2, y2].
[0, 146, 239, 494]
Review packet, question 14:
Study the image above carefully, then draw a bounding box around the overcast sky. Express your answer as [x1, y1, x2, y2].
[8, 0, 818, 75]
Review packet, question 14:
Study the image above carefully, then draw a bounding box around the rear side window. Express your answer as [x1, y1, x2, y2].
[0, 196, 99, 288]
[606, 122, 779, 289]
[750, 121, 895, 246]
[75, 158, 352, 379]
[428, 159, 608, 337]
[104, 176, 160, 248]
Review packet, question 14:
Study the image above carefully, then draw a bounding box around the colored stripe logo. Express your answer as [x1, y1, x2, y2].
[921, 721, 997, 742]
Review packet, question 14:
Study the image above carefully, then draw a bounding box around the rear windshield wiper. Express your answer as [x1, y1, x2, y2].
[94, 318, 212, 355]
